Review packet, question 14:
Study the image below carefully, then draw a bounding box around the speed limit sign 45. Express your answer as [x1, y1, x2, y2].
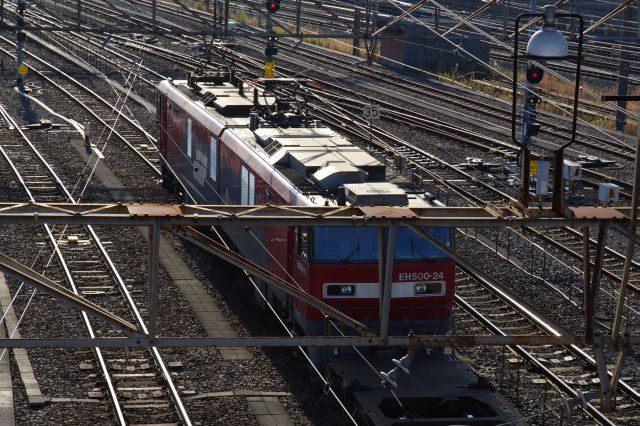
[362, 104, 381, 120]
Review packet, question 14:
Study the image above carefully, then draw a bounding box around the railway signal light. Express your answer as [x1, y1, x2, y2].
[264, 45, 278, 56]
[266, 0, 280, 13]
[524, 120, 540, 137]
[526, 92, 541, 108]
[526, 64, 544, 84]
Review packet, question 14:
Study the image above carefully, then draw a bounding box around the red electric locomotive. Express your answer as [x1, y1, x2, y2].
[157, 71, 518, 425]
[157, 73, 454, 338]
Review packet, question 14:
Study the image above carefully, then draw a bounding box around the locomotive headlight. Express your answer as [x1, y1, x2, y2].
[338, 285, 355, 296]
[414, 282, 443, 295]
[326, 284, 356, 296]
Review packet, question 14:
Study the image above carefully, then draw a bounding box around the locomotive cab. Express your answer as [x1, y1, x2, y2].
[291, 183, 455, 338]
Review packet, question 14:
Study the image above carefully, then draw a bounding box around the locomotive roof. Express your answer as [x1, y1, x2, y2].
[161, 78, 442, 209]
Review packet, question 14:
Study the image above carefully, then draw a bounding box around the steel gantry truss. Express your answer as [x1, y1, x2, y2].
[1, 202, 638, 405]
[0, 201, 636, 346]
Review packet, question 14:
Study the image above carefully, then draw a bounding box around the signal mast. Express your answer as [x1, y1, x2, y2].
[264, 0, 280, 78]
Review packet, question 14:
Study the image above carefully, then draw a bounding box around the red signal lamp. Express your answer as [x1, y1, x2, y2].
[526, 64, 544, 84]
[266, 0, 280, 12]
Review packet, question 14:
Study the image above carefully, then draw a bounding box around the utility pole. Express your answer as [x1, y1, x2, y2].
[295, 0, 301, 36]
[353, 9, 361, 56]
[152, 0, 157, 36]
[16, 0, 27, 89]
[615, 5, 633, 132]
[224, 0, 229, 37]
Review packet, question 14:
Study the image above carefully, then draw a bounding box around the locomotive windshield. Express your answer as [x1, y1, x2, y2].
[311, 227, 449, 263]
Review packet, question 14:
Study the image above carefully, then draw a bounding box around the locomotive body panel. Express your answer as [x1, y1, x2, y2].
[157, 77, 455, 335]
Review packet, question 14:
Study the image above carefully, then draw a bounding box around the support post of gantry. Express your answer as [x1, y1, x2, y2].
[520, 147, 530, 207]
[615, 6, 633, 132]
[379, 223, 396, 343]
[586, 222, 607, 345]
[608, 333, 632, 411]
[582, 226, 590, 311]
[593, 333, 611, 410]
[148, 220, 161, 339]
[378, 227, 386, 315]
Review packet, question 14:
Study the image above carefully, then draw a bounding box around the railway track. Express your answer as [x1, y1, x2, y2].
[34, 0, 637, 173]
[53, 1, 640, 313]
[454, 272, 635, 425]
[0, 15, 160, 173]
[0, 104, 189, 424]
[12, 3, 640, 423]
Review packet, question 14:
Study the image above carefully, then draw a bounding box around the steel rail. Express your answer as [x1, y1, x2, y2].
[448, 235, 640, 405]
[113, 0, 634, 167]
[527, 227, 640, 296]
[0, 99, 191, 423]
[0, 107, 128, 425]
[456, 294, 616, 426]
[0, 35, 160, 174]
[26, 2, 640, 412]
[218, 38, 636, 203]
[305, 96, 516, 205]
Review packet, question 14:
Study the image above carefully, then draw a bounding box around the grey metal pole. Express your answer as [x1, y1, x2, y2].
[16, 0, 26, 88]
[152, 0, 157, 35]
[502, 0, 507, 38]
[148, 220, 160, 338]
[616, 6, 633, 132]
[379, 223, 397, 343]
[295, 0, 301, 36]
[611, 122, 640, 345]
[224, 0, 229, 37]
[378, 227, 386, 315]
[582, 227, 590, 309]
[586, 222, 607, 345]
[353, 9, 361, 56]
[77, 0, 81, 29]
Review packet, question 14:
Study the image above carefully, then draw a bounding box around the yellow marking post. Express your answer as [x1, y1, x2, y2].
[530, 160, 538, 175]
[265, 61, 276, 78]
[17, 64, 28, 75]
